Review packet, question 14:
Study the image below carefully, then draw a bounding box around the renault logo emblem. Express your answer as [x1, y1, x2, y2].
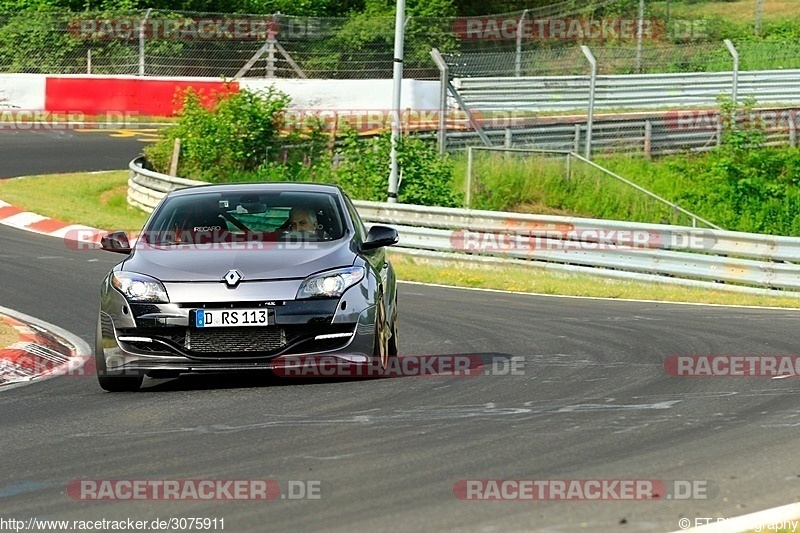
[223, 269, 243, 287]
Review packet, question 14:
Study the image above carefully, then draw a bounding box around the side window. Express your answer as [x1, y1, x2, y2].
[343, 194, 366, 243]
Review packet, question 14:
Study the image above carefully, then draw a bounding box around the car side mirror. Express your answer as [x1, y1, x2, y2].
[362, 225, 399, 251]
[100, 231, 132, 254]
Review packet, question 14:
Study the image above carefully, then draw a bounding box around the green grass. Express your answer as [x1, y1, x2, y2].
[2, 169, 799, 308]
[0, 171, 150, 232]
[453, 152, 710, 227]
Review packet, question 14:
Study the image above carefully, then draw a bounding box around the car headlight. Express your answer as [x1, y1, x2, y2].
[297, 267, 365, 299]
[111, 271, 169, 303]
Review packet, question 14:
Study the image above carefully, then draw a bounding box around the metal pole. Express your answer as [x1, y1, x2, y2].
[431, 48, 448, 155]
[138, 8, 152, 77]
[267, 39, 276, 77]
[580, 45, 597, 160]
[388, 0, 405, 204]
[636, 0, 644, 74]
[755, 0, 763, 37]
[724, 39, 739, 105]
[515, 9, 528, 77]
[466, 146, 473, 209]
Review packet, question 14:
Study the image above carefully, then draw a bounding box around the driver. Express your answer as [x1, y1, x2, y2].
[288, 206, 318, 233]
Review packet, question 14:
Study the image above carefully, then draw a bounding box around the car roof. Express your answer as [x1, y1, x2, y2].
[166, 182, 346, 197]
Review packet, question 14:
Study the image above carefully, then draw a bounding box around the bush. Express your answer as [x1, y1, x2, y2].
[334, 129, 461, 207]
[145, 85, 331, 183]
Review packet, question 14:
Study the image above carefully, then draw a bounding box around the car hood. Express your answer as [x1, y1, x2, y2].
[121, 239, 356, 282]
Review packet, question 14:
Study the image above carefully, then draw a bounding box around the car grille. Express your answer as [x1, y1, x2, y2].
[119, 324, 354, 358]
[185, 327, 286, 353]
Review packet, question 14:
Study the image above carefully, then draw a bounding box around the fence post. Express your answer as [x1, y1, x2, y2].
[267, 39, 277, 77]
[724, 39, 739, 104]
[573, 124, 581, 152]
[430, 48, 449, 155]
[138, 8, 152, 76]
[169, 138, 181, 177]
[790, 111, 797, 147]
[635, 0, 645, 74]
[566, 152, 571, 181]
[580, 45, 597, 160]
[644, 119, 652, 158]
[515, 9, 529, 77]
[87, 49, 91, 75]
[504, 128, 512, 148]
[466, 146, 474, 209]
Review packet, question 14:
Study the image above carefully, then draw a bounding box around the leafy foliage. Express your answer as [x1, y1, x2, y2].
[145, 88, 460, 207]
[334, 129, 460, 207]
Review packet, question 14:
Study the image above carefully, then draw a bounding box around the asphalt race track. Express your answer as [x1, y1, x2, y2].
[0, 129, 150, 178]
[2, 133, 800, 532]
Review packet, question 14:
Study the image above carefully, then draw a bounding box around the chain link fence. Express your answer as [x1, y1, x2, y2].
[2, 5, 799, 79]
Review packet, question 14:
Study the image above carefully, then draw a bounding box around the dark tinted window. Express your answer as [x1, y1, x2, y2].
[146, 190, 346, 245]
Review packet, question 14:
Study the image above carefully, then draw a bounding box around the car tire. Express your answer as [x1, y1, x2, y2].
[95, 317, 143, 392]
[388, 301, 399, 358]
[373, 295, 391, 370]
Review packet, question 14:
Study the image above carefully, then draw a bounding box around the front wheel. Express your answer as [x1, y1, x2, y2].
[95, 318, 143, 392]
[373, 296, 391, 370]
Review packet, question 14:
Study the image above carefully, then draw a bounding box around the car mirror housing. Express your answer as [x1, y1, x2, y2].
[100, 231, 132, 254]
[362, 225, 399, 251]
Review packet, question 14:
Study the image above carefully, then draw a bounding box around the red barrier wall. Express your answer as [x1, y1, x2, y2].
[44, 77, 239, 116]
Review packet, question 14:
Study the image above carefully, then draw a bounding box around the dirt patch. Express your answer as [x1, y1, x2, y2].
[99, 184, 128, 206]
[0, 317, 19, 350]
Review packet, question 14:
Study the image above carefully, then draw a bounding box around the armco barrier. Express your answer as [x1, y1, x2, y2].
[127, 157, 800, 297]
[453, 70, 800, 112]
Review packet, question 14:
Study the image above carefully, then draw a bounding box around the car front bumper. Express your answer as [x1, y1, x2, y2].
[97, 277, 378, 375]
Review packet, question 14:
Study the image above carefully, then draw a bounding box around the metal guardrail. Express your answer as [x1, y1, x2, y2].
[453, 70, 800, 112]
[423, 106, 800, 155]
[128, 157, 800, 297]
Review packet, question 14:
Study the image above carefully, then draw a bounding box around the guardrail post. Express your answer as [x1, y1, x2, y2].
[504, 128, 512, 148]
[580, 45, 597, 160]
[724, 39, 739, 104]
[644, 119, 652, 158]
[790, 111, 797, 147]
[573, 124, 581, 152]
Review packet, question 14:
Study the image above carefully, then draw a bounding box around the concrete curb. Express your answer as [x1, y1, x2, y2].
[0, 306, 92, 389]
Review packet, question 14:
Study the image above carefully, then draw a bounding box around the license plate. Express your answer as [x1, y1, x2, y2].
[194, 309, 270, 328]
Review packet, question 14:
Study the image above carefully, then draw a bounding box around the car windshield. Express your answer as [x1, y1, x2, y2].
[143, 190, 347, 246]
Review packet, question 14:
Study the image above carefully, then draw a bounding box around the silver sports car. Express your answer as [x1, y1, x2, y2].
[95, 182, 399, 391]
